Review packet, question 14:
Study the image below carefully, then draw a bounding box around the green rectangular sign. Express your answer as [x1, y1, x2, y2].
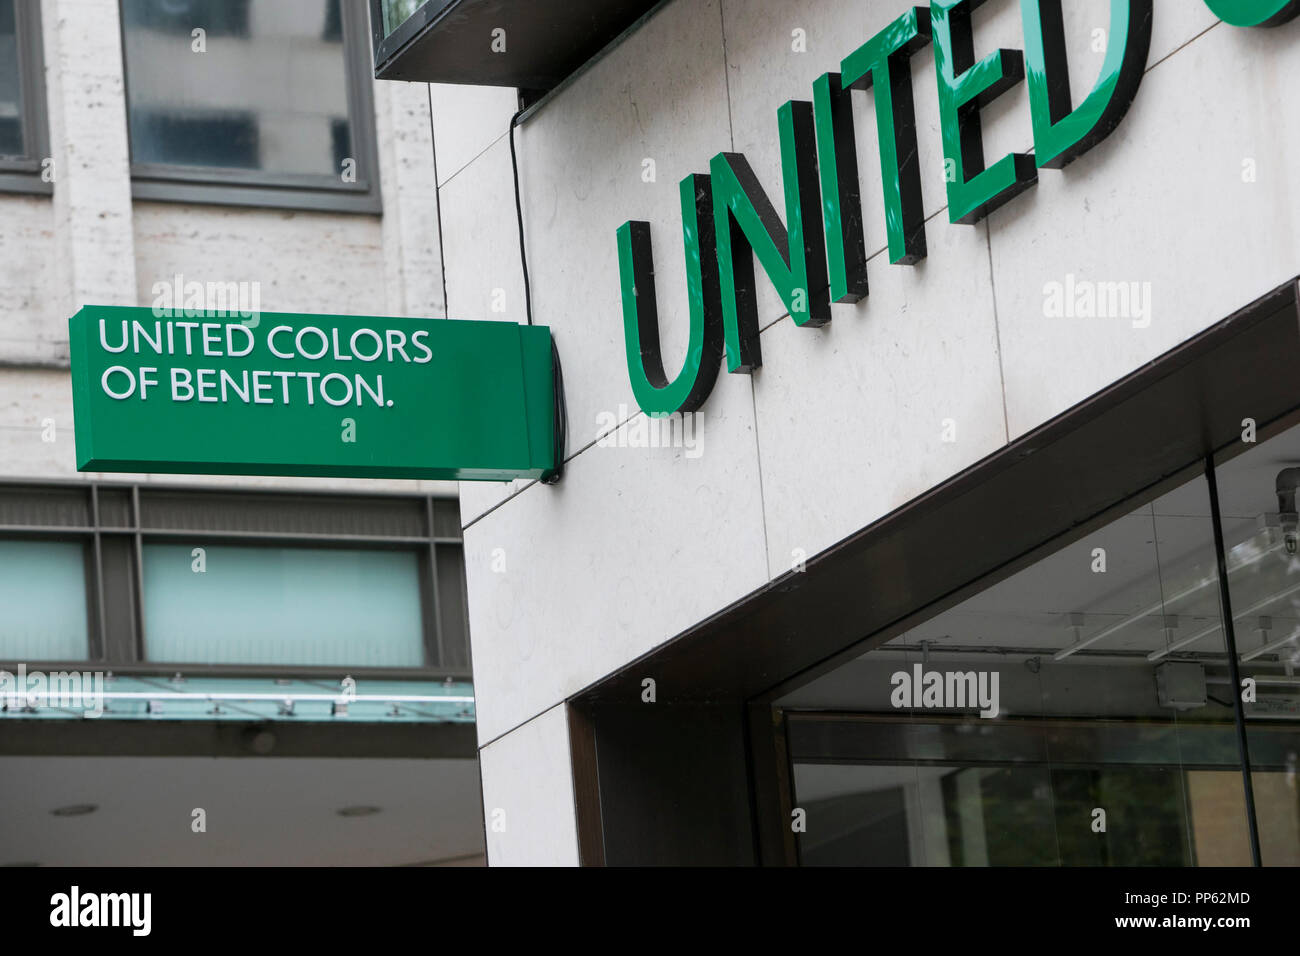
[69, 305, 558, 482]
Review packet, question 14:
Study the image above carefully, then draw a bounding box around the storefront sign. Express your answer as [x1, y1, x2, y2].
[618, 0, 1296, 416]
[69, 305, 558, 482]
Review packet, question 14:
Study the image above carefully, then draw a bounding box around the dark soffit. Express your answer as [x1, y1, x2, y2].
[371, 0, 665, 90]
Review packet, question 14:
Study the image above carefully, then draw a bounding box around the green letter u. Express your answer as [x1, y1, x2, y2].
[616, 174, 724, 417]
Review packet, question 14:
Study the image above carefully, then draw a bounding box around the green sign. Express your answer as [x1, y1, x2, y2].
[69, 305, 558, 482]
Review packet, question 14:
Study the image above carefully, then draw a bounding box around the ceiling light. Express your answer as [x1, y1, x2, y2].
[1241, 623, 1300, 663]
[1148, 578, 1300, 661]
[1060, 531, 1294, 663]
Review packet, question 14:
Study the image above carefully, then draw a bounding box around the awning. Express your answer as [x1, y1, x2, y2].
[371, 0, 664, 91]
[0, 673, 475, 724]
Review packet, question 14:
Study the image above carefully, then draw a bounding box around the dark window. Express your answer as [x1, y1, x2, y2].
[378, 0, 424, 38]
[1215, 419, 1300, 866]
[322, 0, 342, 41]
[0, 0, 51, 194]
[782, 463, 1265, 866]
[120, 0, 250, 36]
[330, 116, 351, 173]
[120, 0, 381, 212]
[0, 0, 20, 156]
[129, 111, 260, 169]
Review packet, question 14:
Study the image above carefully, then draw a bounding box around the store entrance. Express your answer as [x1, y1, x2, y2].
[774, 422, 1300, 866]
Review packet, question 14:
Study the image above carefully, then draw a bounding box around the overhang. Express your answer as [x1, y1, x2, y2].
[371, 0, 664, 91]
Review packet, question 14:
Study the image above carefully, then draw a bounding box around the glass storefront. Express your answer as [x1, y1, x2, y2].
[779, 420, 1300, 867]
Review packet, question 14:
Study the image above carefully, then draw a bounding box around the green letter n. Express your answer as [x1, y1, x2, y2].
[711, 100, 828, 373]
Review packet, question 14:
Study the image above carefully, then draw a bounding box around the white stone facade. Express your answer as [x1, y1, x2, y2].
[443, 0, 1300, 863]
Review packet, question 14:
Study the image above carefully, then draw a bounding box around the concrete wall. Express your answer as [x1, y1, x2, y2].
[0, 0, 454, 497]
[449, 0, 1300, 863]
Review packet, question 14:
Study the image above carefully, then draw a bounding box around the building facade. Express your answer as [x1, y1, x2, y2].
[382, 0, 1300, 864]
[0, 0, 484, 866]
[7, 0, 1300, 869]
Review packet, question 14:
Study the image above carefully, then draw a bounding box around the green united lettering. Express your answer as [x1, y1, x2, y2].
[615, 0, 1295, 417]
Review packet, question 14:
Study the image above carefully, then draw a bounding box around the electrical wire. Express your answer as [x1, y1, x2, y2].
[509, 108, 566, 484]
[428, 85, 450, 318]
[508, 109, 533, 327]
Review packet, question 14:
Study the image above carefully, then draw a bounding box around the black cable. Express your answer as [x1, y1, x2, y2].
[508, 109, 534, 328]
[428, 85, 450, 318]
[509, 108, 565, 484]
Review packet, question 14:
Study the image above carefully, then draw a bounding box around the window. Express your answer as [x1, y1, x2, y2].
[119, 0, 381, 212]
[143, 543, 425, 667]
[0, 0, 51, 194]
[0, 540, 90, 661]
[1215, 419, 1300, 866]
[377, 0, 424, 38]
[781, 468, 1255, 866]
[780, 429, 1300, 866]
[0, 483, 469, 676]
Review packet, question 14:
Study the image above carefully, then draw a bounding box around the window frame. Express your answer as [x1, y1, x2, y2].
[0, 481, 468, 679]
[0, 0, 52, 196]
[119, 0, 382, 214]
